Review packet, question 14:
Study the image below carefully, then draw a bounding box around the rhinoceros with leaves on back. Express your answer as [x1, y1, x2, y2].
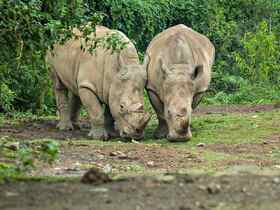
[144, 24, 215, 141]
[46, 26, 150, 140]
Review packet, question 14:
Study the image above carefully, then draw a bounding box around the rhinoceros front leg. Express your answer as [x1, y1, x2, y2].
[54, 74, 74, 131]
[147, 90, 168, 139]
[69, 93, 82, 129]
[104, 106, 120, 139]
[78, 87, 109, 140]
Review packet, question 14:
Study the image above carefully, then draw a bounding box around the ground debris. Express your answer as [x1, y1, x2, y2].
[207, 183, 221, 194]
[196, 143, 206, 147]
[81, 168, 111, 184]
[5, 142, 20, 151]
[109, 151, 128, 159]
[155, 174, 175, 183]
[147, 161, 155, 167]
[272, 177, 280, 184]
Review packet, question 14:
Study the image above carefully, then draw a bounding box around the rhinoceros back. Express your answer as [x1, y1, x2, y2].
[146, 24, 215, 95]
[47, 26, 139, 104]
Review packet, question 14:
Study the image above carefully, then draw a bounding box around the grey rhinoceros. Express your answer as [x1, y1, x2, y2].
[144, 24, 215, 141]
[46, 26, 150, 140]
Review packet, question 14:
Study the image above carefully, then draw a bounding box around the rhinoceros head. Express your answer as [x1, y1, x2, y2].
[160, 58, 204, 141]
[109, 64, 150, 140]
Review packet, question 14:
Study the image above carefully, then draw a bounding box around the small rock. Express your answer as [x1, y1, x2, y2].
[103, 164, 112, 174]
[195, 201, 201, 207]
[81, 168, 111, 184]
[54, 167, 62, 170]
[5, 192, 19, 197]
[6, 142, 19, 151]
[155, 174, 175, 183]
[131, 139, 140, 144]
[179, 206, 191, 210]
[183, 175, 194, 183]
[109, 151, 127, 159]
[198, 185, 207, 191]
[262, 141, 269, 145]
[179, 182, 184, 187]
[207, 183, 221, 194]
[274, 102, 280, 108]
[147, 161, 155, 167]
[273, 177, 280, 184]
[196, 143, 206, 147]
[89, 187, 109, 193]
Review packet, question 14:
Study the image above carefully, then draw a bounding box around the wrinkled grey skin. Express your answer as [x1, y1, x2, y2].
[46, 26, 150, 140]
[145, 24, 215, 141]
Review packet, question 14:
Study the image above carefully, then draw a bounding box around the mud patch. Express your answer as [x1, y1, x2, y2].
[31, 143, 201, 177]
[0, 119, 90, 140]
[1, 174, 280, 210]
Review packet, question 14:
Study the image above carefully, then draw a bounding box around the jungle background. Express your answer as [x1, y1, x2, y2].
[1, 0, 280, 114]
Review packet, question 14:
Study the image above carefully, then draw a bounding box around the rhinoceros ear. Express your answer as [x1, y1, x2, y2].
[192, 64, 203, 80]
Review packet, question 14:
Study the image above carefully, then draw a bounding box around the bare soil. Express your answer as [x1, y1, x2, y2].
[1, 174, 280, 210]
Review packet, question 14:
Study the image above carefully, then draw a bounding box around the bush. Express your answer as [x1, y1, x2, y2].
[0, 0, 280, 113]
[234, 21, 280, 83]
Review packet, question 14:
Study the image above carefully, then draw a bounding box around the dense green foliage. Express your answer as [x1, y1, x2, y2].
[1, 0, 280, 113]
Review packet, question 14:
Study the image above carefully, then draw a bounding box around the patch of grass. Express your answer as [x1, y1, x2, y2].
[0, 139, 60, 181]
[144, 109, 280, 146]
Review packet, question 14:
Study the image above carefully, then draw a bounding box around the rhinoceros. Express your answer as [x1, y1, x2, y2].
[46, 26, 150, 140]
[144, 24, 215, 141]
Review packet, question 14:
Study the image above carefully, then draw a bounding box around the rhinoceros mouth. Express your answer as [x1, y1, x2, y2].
[167, 135, 191, 142]
[120, 132, 144, 141]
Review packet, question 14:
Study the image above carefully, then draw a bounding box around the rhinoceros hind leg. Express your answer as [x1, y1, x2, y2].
[69, 93, 82, 129]
[104, 106, 120, 139]
[54, 73, 73, 131]
[79, 87, 109, 140]
[147, 90, 168, 139]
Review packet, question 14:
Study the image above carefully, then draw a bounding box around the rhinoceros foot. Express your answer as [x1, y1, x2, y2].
[57, 121, 74, 131]
[72, 122, 81, 130]
[88, 127, 109, 140]
[153, 126, 168, 139]
[108, 129, 120, 139]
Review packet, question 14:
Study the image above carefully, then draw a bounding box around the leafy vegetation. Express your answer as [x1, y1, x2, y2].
[0, 138, 60, 181]
[0, 0, 280, 113]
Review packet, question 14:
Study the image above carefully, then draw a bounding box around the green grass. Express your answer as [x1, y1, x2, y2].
[144, 109, 280, 146]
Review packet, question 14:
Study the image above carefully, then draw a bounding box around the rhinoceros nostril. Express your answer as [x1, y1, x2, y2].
[122, 131, 128, 136]
[135, 128, 141, 134]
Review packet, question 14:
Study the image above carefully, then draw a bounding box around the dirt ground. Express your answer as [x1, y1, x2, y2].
[1, 104, 280, 210]
[1, 174, 280, 210]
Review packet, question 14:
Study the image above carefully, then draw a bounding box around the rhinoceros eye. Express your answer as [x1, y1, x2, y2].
[120, 104, 125, 112]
